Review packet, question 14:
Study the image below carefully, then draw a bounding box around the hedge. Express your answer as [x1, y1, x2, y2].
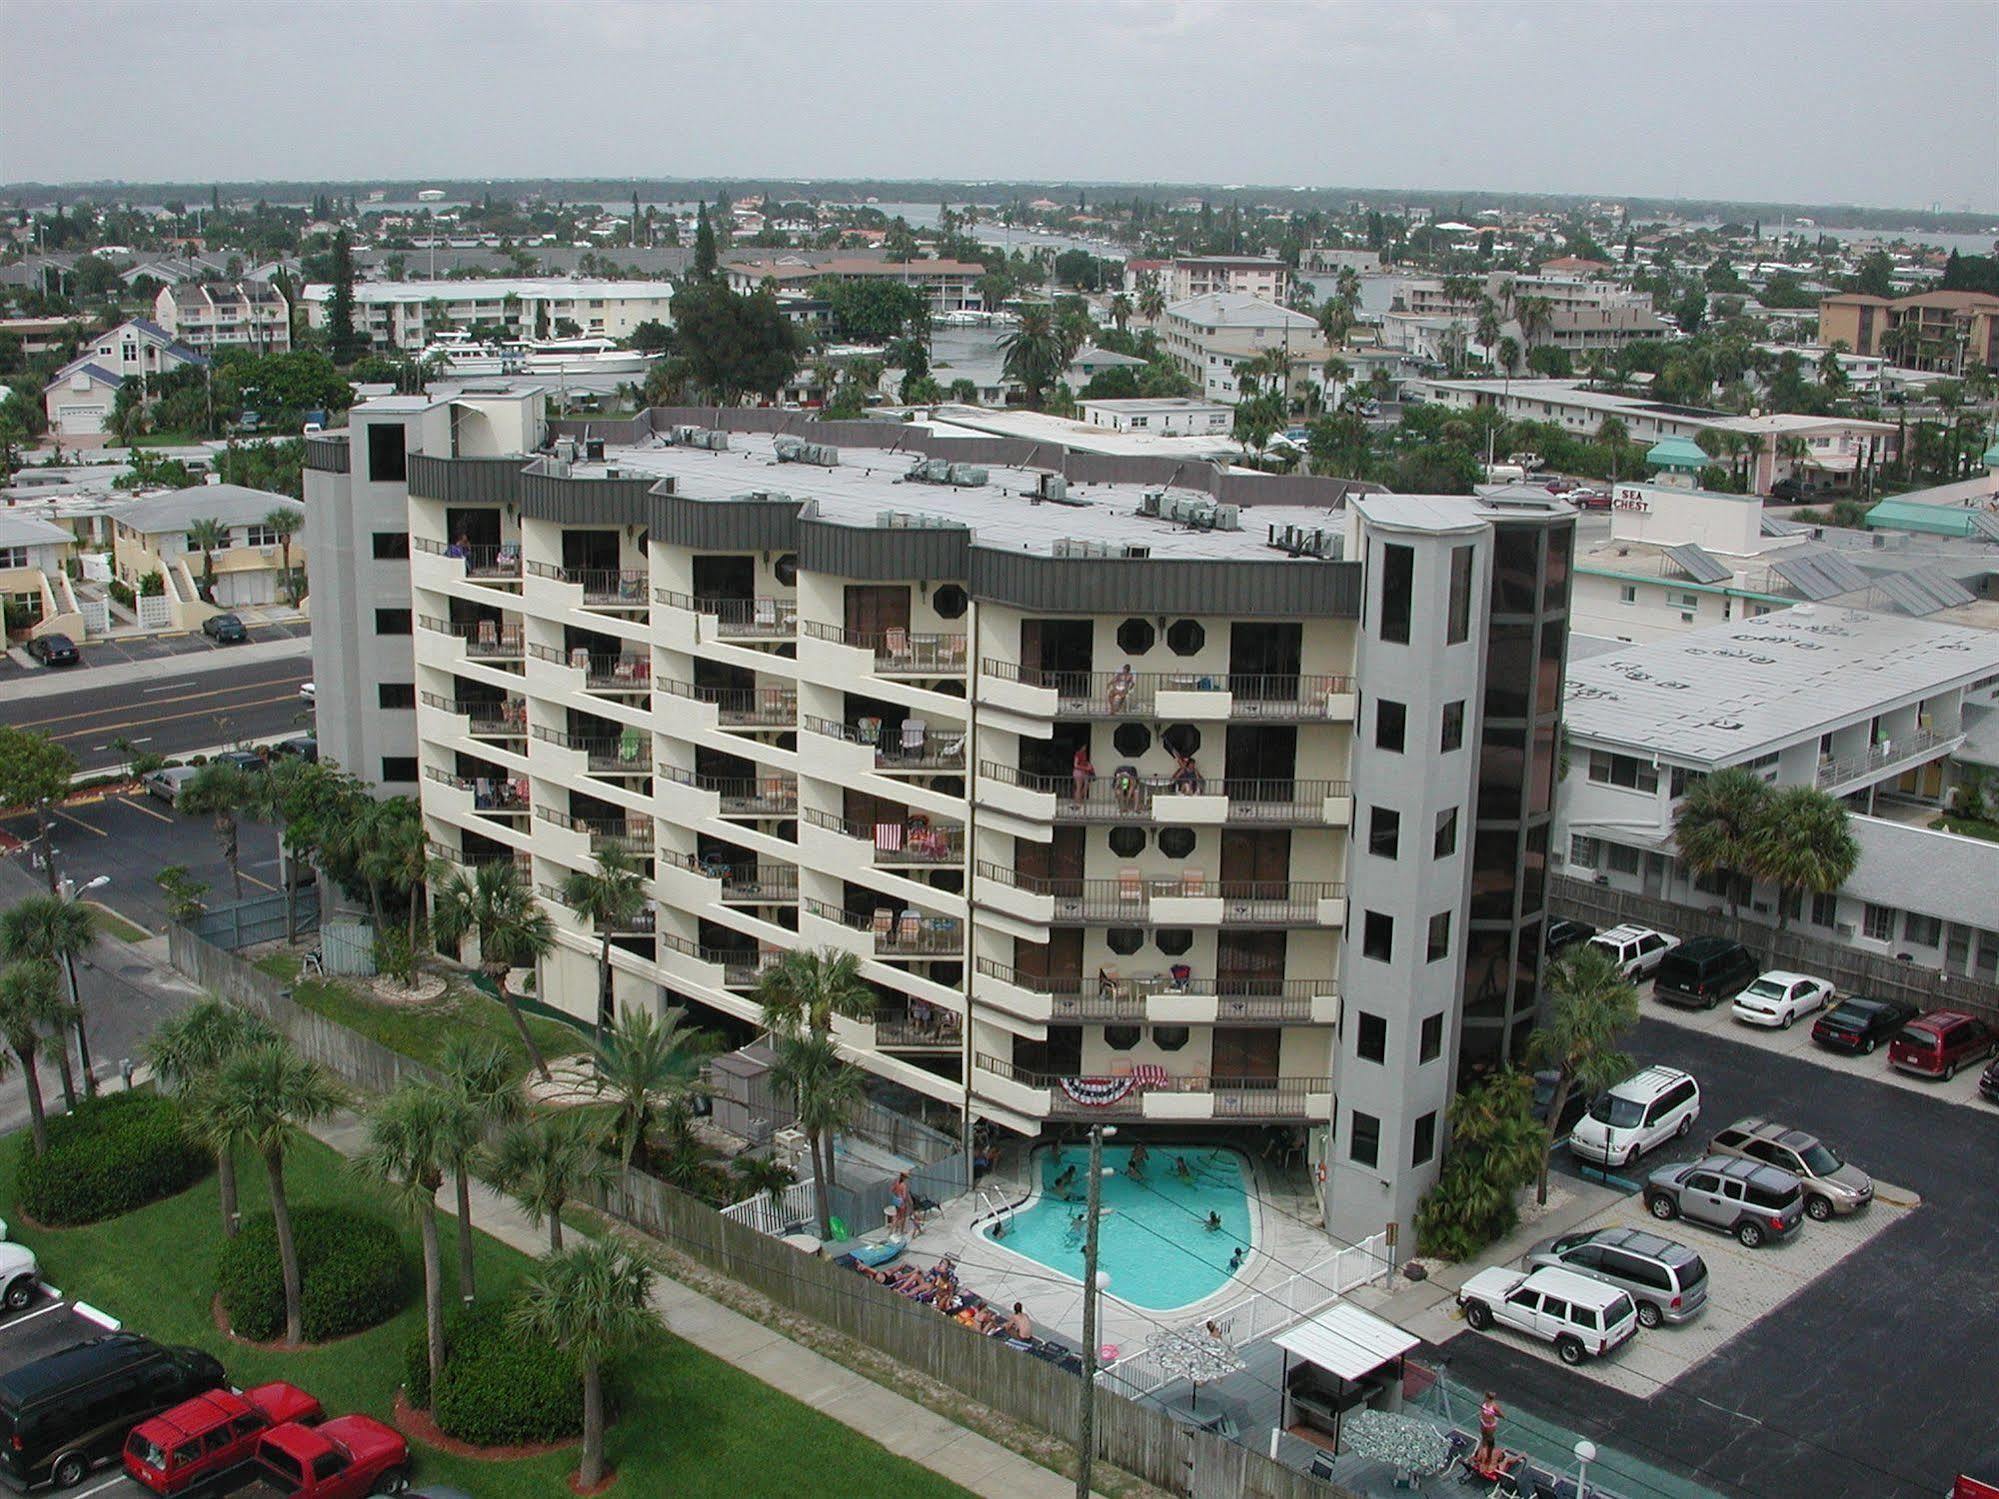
[406, 1298, 584, 1446]
[16, 1093, 209, 1226]
[218, 1206, 411, 1343]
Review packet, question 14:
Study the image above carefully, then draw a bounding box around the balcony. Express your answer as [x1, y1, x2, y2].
[801, 808, 964, 866]
[1225, 778, 1353, 827]
[421, 693, 528, 744]
[528, 561, 650, 612]
[421, 616, 524, 665]
[872, 1006, 962, 1050]
[413, 536, 522, 586]
[658, 678, 796, 729]
[662, 852, 799, 905]
[535, 807, 653, 856]
[802, 897, 965, 957]
[975, 861, 1343, 927]
[974, 959, 1332, 1023]
[531, 726, 651, 774]
[1817, 728, 1962, 795]
[529, 644, 653, 695]
[973, 1054, 1332, 1121]
[979, 663, 1354, 721]
[655, 930, 775, 990]
[658, 764, 798, 819]
[422, 766, 529, 819]
[655, 591, 799, 641]
[803, 622, 968, 676]
[802, 715, 966, 772]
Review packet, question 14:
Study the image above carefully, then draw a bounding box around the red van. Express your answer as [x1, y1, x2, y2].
[1887, 1011, 1998, 1080]
[124, 1383, 322, 1494]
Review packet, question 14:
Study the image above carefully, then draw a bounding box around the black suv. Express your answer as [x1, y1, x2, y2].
[1653, 938, 1759, 1009]
[0, 1334, 226, 1489]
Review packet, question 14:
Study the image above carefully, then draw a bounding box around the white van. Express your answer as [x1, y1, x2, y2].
[1458, 1264, 1639, 1364]
[1567, 1065, 1701, 1168]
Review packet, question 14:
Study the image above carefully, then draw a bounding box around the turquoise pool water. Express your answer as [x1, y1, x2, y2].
[982, 1145, 1253, 1312]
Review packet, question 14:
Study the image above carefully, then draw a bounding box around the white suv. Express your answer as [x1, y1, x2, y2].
[1567, 1065, 1701, 1168]
[1586, 924, 1680, 980]
[1457, 1264, 1639, 1365]
[0, 1239, 41, 1310]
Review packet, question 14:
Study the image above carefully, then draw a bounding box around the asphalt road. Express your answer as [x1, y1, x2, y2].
[1443, 1014, 1998, 1499]
[0, 654, 313, 771]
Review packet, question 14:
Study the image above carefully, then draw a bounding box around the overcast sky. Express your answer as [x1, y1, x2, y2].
[4, 0, 1995, 213]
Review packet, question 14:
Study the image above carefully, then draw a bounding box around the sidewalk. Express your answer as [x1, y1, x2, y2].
[0, 633, 311, 704]
[308, 1113, 1082, 1499]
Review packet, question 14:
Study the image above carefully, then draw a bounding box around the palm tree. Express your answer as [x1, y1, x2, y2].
[1474, 298, 1503, 364]
[730, 1154, 797, 1216]
[142, 997, 271, 1236]
[753, 946, 875, 1040]
[999, 306, 1063, 408]
[437, 1037, 521, 1305]
[203, 1040, 343, 1345]
[589, 1005, 713, 1172]
[178, 762, 254, 901]
[1107, 293, 1132, 334]
[510, 1242, 656, 1491]
[1, 894, 97, 1105]
[1495, 336, 1522, 379]
[185, 517, 228, 596]
[262, 507, 304, 605]
[562, 845, 647, 1050]
[1515, 294, 1555, 351]
[354, 1080, 454, 1397]
[357, 799, 429, 972]
[1525, 946, 1638, 1205]
[1747, 785, 1859, 929]
[767, 1029, 864, 1240]
[430, 860, 558, 1081]
[484, 1110, 611, 1252]
[1673, 766, 1773, 919]
[1775, 433, 1812, 491]
[1135, 271, 1165, 323]
[0, 961, 69, 1156]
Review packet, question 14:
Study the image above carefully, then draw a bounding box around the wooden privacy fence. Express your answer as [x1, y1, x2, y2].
[1548, 874, 1999, 1025]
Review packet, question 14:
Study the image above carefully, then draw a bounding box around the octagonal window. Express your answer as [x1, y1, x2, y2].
[1116, 618, 1156, 655]
[1167, 619, 1205, 656]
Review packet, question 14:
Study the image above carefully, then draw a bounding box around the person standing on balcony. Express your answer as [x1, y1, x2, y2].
[1072, 743, 1097, 805]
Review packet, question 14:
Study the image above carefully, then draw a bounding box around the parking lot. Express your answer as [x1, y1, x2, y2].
[2, 620, 309, 676]
[1445, 1013, 1999, 1499]
[0, 1288, 154, 1499]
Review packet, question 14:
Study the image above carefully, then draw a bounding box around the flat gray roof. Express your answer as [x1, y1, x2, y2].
[1564, 607, 1999, 765]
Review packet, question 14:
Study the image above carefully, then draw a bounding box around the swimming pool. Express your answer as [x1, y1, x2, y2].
[981, 1145, 1254, 1312]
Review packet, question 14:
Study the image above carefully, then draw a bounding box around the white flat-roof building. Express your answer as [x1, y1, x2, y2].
[307, 401, 1577, 1249]
[1077, 397, 1232, 436]
[300, 280, 675, 353]
[1557, 610, 1999, 981]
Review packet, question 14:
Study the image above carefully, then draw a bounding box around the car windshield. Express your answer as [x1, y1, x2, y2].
[1588, 1095, 1644, 1128]
[127, 1434, 167, 1467]
[1798, 1142, 1842, 1174]
[1742, 980, 1785, 1001]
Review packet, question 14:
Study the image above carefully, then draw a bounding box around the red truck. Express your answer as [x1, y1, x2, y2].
[125, 1383, 324, 1494]
[215, 1417, 410, 1498]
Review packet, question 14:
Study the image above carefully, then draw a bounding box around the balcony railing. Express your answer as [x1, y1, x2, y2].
[423, 765, 530, 814]
[535, 807, 653, 854]
[663, 852, 800, 902]
[414, 536, 522, 581]
[980, 661, 1352, 719]
[1224, 778, 1350, 823]
[801, 808, 965, 864]
[974, 1054, 1332, 1118]
[426, 839, 533, 882]
[531, 726, 652, 772]
[528, 561, 650, 608]
[653, 591, 799, 639]
[421, 616, 524, 660]
[420, 693, 528, 738]
[658, 764, 798, 816]
[802, 715, 966, 770]
[528, 644, 653, 691]
[974, 959, 1325, 1021]
[873, 1009, 963, 1048]
[803, 622, 968, 674]
[802, 897, 965, 956]
[1817, 729, 1957, 791]
[658, 678, 797, 727]
[976, 861, 1342, 923]
[982, 762, 1350, 822]
[654, 930, 774, 987]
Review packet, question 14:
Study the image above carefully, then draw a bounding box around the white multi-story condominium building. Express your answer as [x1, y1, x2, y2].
[299, 280, 676, 354]
[1166, 257, 1292, 304]
[1160, 295, 1329, 405]
[722, 255, 986, 317]
[153, 281, 293, 354]
[305, 406, 1575, 1247]
[1556, 610, 1999, 983]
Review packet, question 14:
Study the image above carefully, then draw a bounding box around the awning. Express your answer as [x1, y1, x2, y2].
[1272, 1302, 1418, 1383]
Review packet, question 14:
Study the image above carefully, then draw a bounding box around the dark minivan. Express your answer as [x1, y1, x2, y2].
[0, 1334, 225, 1490]
[1653, 938, 1759, 1009]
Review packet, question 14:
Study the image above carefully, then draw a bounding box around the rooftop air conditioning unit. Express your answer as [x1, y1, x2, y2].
[1213, 504, 1241, 531]
[1139, 489, 1164, 516]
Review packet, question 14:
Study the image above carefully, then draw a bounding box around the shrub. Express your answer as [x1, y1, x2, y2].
[218, 1206, 411, 1342]
[16, 1093, 209, 1226]
[107, 580, 135, 608]
[407, 1298, 584, 1444]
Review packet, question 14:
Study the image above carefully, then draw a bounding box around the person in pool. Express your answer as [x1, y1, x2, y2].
[1052, 1162, 1079, 1193]
[1228, 1245, 1248, 1271]
[1204, 1210, 1223, 1232]
[1172, 1156, 1196, 1184]
[1125, 1141, 1150, 1179]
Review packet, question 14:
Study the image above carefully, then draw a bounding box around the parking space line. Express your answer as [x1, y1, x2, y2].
[0, 1302, 67, 1333]
[118, 797, 174, 824]
[55, 809, 108, 837]
[70, 1473, 129, 1499]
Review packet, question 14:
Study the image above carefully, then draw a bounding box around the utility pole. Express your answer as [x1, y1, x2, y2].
[1075, 1124, 1108, 1499]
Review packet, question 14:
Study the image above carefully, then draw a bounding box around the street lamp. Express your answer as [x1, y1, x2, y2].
[1574, 1438, 1597, 1494]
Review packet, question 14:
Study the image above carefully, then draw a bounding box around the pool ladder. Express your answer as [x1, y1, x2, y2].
[976, 1186, 1014, 1236]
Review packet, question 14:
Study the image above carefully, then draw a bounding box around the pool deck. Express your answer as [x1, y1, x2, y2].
[897, 1143, 1364, 1356]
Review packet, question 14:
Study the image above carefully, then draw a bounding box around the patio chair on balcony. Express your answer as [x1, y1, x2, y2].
[618, 727, 643, 763]
[875, 821, 904, 855]
[872, 908, 895, 941]
[569, 645, 591, 670]
[897, 910, 921, 947]
[900, 717, 928, 759]
[884, 626, 911, 661]
[475, 619, 498, 649]
[1118, 867, 1143, 902]
[1181, 867, 1206, 896]
[753, 597, 778, 631]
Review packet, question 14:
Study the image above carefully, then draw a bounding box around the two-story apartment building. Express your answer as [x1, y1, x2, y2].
[0, 512, 84, 642]
[1818, 290, 1999, 374]
[111, 482, 306, 623]
[305, 402, 1576, 1248]
[1166, 257, 1293, 304]
[1556, 611, 1999, 981]
[300, 280, 676, 353]
[153, 281, 293, 354]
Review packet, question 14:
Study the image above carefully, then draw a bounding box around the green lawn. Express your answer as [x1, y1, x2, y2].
[87, 901, 151, 943]
[0, 1133, 971, 1498]
[254, 953, 583, 1077]
[1934, 813, 1999, 844]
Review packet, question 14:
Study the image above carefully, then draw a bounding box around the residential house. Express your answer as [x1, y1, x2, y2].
[39, 318, 207, 444]
[0, 512, 85, 642]
[111, 482, 307, 623]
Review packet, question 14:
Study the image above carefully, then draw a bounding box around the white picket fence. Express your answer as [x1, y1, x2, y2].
[719, 1179, 820, 1238]
[1102, 1231, 1393, 1399]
